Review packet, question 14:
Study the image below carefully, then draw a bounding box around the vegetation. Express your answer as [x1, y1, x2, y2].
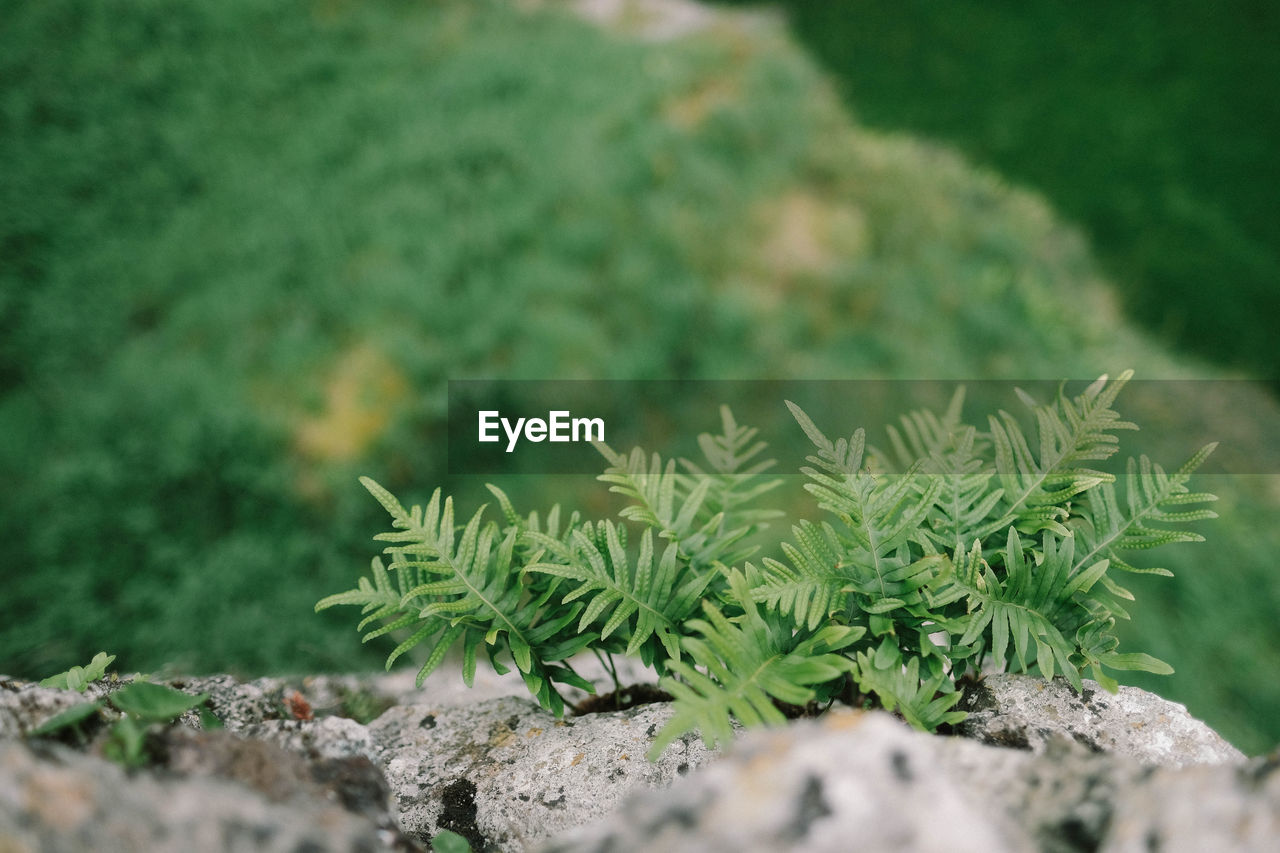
[30, 655, 215, 768]
[321, 376, 1218, 757]
[39, 652, 116, 692]
[3, 0, 1277, 753]
[716, 0, 1280, 380]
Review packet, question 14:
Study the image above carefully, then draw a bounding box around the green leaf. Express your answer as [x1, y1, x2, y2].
[1099, 652, 1174, 674]
[102, 715, 148, 767]
[109, 682, 208, 723]
[39, 652, 116, 692]
[650, 570, 856, 758]
[432, 829, 473, 853]
[28, 701, 102, 736]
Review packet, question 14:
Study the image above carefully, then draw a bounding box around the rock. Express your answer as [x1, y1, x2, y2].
[368, 694, 716, 851]
[3, 666, 1273, 852]
[542, 710, 1277, 853]
[246, 715, 379, 763]
[544, 710, 1033, 853]
[0, 738, 416, 853]
[0, 678, 104, 740]
[158, 726, 410, 840]
[1103, 755, 1280, 853]
[175, 675, 283, 732]
[944, 736, 1141, 853]
[958, 673, 1244, 767]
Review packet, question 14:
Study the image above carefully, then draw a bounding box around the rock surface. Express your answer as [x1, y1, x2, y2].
[0, 738, 410, 853]
[958, 673, 1244, 768]
[0, 678, 115, 740]
[545, 710, 1029, 853]
[4, 667, 1268, 852]
[369, 694, 713, 851]
[548, 707, 1275, 853]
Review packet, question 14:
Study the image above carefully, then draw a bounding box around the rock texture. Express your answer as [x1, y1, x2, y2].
[4, 667, 1269, 853]
[369, 694, 713, 852]
[546, 711, 1027, 853]
[548, 707, 1276, 853]
[0, 678, 115, 740]
[0, 738, 411, 853]
[958, 673, 1244, 767]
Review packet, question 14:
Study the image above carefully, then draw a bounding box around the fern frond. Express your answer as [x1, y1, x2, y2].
[873, 389, 1015, 557]
[853, 638, 966, 730]
[323, 478, 595, 715]
[678, 405, 785, 565]
[957, 528, 1108, 690]
[595, 406, 782, 571]
[785, 402, 945, 616]
[1073, 616, 1173, 692]
[525, 523, 705, 666]
[649, 571, 860, 758]
[751, 518, 949, 631]
[988, 372, 1137, 535]
[749, 521, 849, 631]
[595, 444, 703, 541]
[1071, 445, 1218, 577]
[882, 386, 969, 469]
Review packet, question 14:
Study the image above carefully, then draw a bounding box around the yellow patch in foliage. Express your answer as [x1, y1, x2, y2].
[294, 343, 408, 464]
[756, 190, 868, 282]
[662, 73, 740, 130]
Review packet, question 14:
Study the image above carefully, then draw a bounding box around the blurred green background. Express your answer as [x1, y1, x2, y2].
[714, 0, 1280, 382]
[3, 0, 1277, 753]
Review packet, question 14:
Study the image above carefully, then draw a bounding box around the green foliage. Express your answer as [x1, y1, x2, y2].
[320, 409, 782, 715]
[29, 669, 211, 768]
[4, 0, 1274, 754]
[109, 681, 209, 723]
[100, 682, 210, 767]
[650, 569, 860, 759]
[28, 702, 102, 738]
[726, 0, 1280, 379]
[324, 377, 1217, 755]
[39, 652, 116, 692]
[316, 479, 597, 717]
[431, 830, 473, 853]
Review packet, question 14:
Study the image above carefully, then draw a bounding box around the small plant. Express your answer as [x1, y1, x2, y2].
[30, 656, 216, 767]
[39, 651, 116, 691]
[431, 829, 473, 853]
[320, 372, 1217, 757]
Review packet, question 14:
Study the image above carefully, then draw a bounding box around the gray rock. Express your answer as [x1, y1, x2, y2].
[4, 665, 1271, 852]
[247, 715, 379, 763]
[177, 675, 292, 731]
[1102, 756, 1280, 853]
[942, 735, 1142, 853]
[0, 738, 412, 853]
[0, 678, 104, 740]
[369, 694, 716, 851]
[544, 710, 1033, 853]
[543, 710, 1278, 853]
[958, 673, 1244, 767]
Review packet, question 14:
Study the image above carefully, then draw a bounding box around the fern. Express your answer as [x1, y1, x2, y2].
[1072, 447, 1219, 577]
[954, 528, 1109, 690]
[317, 477, 595, 716]
[853, 638, 966, 731]
[883, 388, 1012, 554]
[595, 405, 782, 573]
[320, 377, 1217, 756]
[524, 522, 709, 669]
[648, 571, 861, 758]
[988, 372, 1137, 534]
